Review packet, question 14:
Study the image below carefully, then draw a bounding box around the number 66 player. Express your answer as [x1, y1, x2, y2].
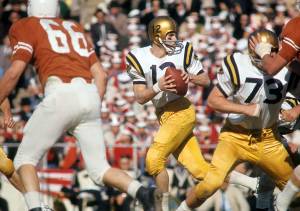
[0, 0, 161, 211]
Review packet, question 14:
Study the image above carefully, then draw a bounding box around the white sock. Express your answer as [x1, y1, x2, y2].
[162, 192, 169, 211]
[276, 180, 300, 211]
[229, 171, 258, 191]
[127, 180, 142, 198]
[176, 200, 192, 211]
[24, 191, 42, 210]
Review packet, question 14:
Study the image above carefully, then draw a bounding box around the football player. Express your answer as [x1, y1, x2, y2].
[256, 96, 300, 211]
[274, 86, 300, 210]
[126, 16, 259, 211]
[249, 4, 300, 205]
[177, 29, 296, 211]
[0, 1, 162, 210]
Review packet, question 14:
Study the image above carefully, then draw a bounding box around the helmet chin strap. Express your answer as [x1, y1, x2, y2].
[158, 38, 174, 55]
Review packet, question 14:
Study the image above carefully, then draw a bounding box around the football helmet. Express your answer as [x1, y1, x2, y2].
[148, 16, 183, 55]
[27, 0, 59, 18]
[248, 29, 278, 68]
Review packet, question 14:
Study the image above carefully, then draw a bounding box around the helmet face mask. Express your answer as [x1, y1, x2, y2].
[148, 16, 183, 55]
[27, 0, 59, 18]
[248, 29, 279, 69]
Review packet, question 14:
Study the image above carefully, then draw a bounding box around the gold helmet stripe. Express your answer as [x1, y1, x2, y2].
[184, 42, 193, 71]
[224, 54, 240, 90]
[126, 52, 145, 77]
[284, 97, 299, 108]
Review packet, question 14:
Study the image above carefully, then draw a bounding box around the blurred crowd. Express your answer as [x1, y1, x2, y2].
[1, 0, 300, 210]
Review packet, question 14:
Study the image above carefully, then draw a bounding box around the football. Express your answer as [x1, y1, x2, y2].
[165, 67, 188, 96]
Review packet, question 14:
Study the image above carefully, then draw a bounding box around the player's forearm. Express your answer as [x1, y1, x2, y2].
[207, 95, 249, 114]
[261, 55, 280, 75]
[134, 88, 157, 105]
[0, 71, 21, 105]
[261, 54, 288, 75]
[0, 60, 26, 104]
[90, 62, 107, 99]
[0, 98, 11, 114]
[189, 73, 210, 87]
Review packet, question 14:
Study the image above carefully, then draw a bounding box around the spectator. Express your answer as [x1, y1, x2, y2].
[1, 0, 26, 37]
[140, 0, 167, 27]
[200, 0, 217, 32]
[104, 116, 121, 145]
[106, 1, 128, 37]
[90, 9, 118, 56]
[168, 0, 189, 26]
[0, 36, 11, 71]
[170, 165, 194, 201]
[100, 105, 111, 134]
[197, 182, 250, 211]
[112, 156, 134, 211]
[113, 129, 133, 168]
[18, 97, 32, 122]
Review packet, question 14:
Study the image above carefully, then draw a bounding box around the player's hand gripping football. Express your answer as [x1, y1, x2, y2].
[280, 108, 299, 122]
[181, 71, 189, 84]
[158, 75, 177, 93]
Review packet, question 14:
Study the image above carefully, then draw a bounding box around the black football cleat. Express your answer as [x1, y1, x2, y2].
[136, 187, 163, 211]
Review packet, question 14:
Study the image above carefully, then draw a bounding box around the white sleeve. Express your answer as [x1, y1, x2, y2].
[183, 42, 204, 75]
[126, 52, 146, 85]
[216, 59, 235, 97]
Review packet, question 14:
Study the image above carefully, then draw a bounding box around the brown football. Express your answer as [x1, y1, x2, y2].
[165, 67, 188, 96]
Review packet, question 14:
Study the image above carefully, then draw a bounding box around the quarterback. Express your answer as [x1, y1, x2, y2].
[0, 0, 161, 210]
[177, 29, 295, 211]
[127, 16, 259, 211]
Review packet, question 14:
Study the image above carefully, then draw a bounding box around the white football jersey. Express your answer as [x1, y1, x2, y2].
[217, 52, 291, 129]
[126, 41, 204, 108]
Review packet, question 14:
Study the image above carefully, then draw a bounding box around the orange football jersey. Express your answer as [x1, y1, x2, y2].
[279, 17, 300, 62]
[9, 17, 98, 87]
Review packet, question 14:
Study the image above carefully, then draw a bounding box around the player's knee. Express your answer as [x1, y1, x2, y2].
[0, 157, 15, 177]
[188, 163, 210, 180]
[87, 163, 111, 186]
[195, 175, 224, 199]
[146, 150, 166, 176]
[13, 155, 37, 170]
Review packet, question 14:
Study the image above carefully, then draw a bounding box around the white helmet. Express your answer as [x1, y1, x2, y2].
[27, 0, 59, 18]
